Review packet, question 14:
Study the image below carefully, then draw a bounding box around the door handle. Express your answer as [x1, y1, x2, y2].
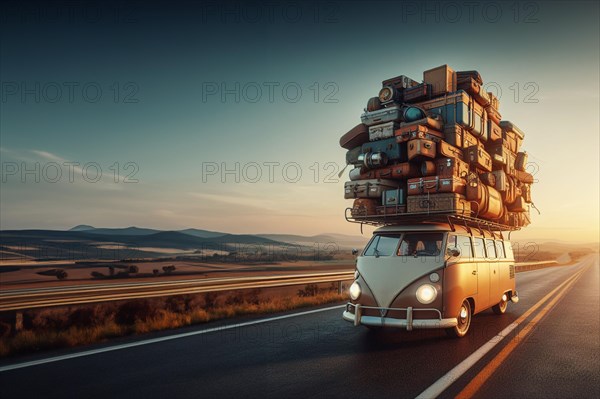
[472, 271, 477, 275]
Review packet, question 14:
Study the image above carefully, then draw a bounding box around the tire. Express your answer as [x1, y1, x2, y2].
[492, 297, 508, 315]
[446, 299, 472, 338]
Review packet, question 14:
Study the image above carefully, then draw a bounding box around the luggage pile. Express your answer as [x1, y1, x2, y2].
[340, 65, 533, 229]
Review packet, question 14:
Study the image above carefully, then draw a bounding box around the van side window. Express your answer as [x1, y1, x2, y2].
[496, 241, 506, 258]
[473, 237, 486, 258]
[504, 241, 514, 259]
[454, 235, 473, 259]
[486, 239, 497, 259]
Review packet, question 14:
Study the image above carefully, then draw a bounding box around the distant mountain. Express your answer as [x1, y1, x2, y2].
[257, 233, 369, 249]
[178, 228, 226, 239]
[69, 224, 95, 231]
[81, 227, 161, 236]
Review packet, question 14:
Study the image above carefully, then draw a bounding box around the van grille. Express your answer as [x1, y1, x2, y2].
[509, 264, 515, 279]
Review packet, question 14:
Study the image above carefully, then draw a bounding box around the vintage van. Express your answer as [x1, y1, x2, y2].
[342, 223, 519, 337]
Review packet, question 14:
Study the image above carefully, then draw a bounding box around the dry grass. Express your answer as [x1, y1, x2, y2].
[0, 286, 346, 358]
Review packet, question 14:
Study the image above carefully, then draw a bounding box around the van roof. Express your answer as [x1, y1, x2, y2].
[374, 224, 454, 233]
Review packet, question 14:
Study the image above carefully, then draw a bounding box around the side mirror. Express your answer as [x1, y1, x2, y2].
[351, 248, 359, 256]
[447, 247, 461, 258]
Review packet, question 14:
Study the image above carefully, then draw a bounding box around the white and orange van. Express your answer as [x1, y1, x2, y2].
[343, 223, 519, 337]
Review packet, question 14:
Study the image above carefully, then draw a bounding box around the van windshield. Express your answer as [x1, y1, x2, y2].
[363, 233, 444, 257]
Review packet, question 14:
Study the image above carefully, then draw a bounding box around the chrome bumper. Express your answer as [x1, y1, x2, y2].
[342, 303, 457, 330]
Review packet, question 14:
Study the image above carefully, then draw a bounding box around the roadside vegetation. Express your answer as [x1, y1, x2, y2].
[0, 283, 346, 358]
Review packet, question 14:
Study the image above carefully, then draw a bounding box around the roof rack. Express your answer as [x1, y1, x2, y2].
[345, 208, 520, 232]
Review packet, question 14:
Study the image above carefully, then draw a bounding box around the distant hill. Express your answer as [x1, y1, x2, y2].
[178, 228, 226, 239]
[257, 233, 369, 249]
[83, 227, 161, 236]
[69, 225, 95, 231]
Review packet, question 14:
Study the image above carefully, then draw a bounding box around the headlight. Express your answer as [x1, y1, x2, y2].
[349, 281, 361, 300]
[416, 284, 437, 304]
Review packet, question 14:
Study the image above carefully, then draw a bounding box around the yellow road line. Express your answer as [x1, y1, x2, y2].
[455, 263, 590, 399]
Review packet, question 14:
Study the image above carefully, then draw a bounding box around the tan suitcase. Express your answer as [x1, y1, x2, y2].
[359, 162, 420, 180]
[500, 121, 525, 152]
[457, 77, 491, 107]
[423, 64, 457, 96]
[488, 92, 500, 110]
[407, 176, 466, 196]
[408, 138, 437, 160]
[395, 123, 444, 143]
[521, 183, 532, 203]
[486, 106, 502, 124]
[507, 196, 528, 212]
[340, 124, 369, 149]
[437, 157, 469, 179]
[465, 145, 493, 172]
[466, 181, 504, 219]
[438, 140, 465, 160]
[515, 151, 528, 171]
[420, 160, 437, 176]
[407, 193, 471, 215]
[488, 120, 502, 142]
[344, 179, 400, 199]
[443, 124, 479, 149]
[513, 170, 534, 184]
[351, 198, 378, 217]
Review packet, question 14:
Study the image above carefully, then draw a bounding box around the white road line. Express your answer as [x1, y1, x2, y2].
[0, 304, 345, 373]
[414, 322, 519, 399]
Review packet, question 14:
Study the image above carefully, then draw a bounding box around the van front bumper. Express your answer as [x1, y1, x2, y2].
[343, 303, 457, 330]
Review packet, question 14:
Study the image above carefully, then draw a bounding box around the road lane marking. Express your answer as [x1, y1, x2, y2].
[0, 304, 345, 373]
[455, 261, 591, 399]
[415, 260, 590, 399]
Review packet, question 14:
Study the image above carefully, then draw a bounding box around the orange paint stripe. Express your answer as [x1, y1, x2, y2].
[455, 264, 589, 399]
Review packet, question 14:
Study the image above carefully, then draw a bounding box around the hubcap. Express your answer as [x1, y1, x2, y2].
[460, 307, 468, 319]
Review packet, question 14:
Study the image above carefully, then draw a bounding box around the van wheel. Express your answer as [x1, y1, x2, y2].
[492, 297, 508, 315]
[446, 300, 472, 338]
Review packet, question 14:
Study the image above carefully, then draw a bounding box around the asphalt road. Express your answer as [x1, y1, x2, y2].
[1, 255, 598, 399]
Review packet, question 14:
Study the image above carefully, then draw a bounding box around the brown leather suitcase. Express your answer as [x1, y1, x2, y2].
[465, 144, 493, 172]
[457, 77, 491, 107]
[513, 169, 534, 184]
[420, 160, 437, 176]
[367, 97, 383, 112]
[399, 115, 443, 130]
[488, 92, 500, 111]
[382, 75, 419, 89]
[438, 140, 464, 160]
[423, 64, 457, 96]
[491, 169, 508, 191]
[479, 172, 497, 187]
[487, 142, 514, 167]
[437, 157, 469, 179]
[340, 124, 369, 149]
[515, 151, 528, 171]
[377, 205, 407, 215]
[351, 198, 378, 217]
[518, 208, 531, 227]
[466, 180, 504, 219]
[407, 193, 471, 215]
[395, 123, 444, 143]
[407, 176, 466, 196]
[501, 175, 519, 204]
[500, 121, 525, 151]
[344, 179, 400, 199]
[403, 83, 432, 102]
[443, 124, 479, 149]
[521, 183, 532, 203]
[487, 120, 502, 142]
[359, 162, 420, 180]
[507, 196, 528, 212]
[486, 106, 502, 124]
[408, 138, 437, 161]
[457, 70, 483, 85]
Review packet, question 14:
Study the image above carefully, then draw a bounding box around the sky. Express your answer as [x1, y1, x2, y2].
[0, 0, 599, 243]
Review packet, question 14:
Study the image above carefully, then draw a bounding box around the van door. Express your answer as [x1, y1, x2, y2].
[486, 239, 500, 306]
[472, 237, 489, 311]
